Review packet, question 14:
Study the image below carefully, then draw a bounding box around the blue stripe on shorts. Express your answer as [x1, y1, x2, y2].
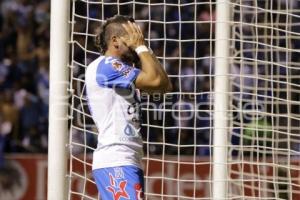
[92, 165, 144, 200]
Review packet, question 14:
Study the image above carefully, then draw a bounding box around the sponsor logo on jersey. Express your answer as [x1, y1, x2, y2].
[124, 124, 136, 137]
[122, 67, 133, 78]
[106, 173, 129, 200]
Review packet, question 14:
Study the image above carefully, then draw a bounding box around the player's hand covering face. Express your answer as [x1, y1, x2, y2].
[119, 21, 145, 67]
[120, 21, 145, 49]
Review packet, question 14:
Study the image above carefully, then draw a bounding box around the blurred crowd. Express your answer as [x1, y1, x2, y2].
[0, 0, 49, 162]
[1, 0, 300, 165]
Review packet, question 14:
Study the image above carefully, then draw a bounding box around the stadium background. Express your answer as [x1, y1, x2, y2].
[0, 0, 299, 199]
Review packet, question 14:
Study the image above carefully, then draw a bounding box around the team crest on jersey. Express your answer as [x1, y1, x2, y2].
[112, 61, 122, 70]
[112, 60, 133, 78]
[106, 173, 129, 200]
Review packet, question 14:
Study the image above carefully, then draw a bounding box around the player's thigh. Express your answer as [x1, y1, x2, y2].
[92, 165, 144, 200]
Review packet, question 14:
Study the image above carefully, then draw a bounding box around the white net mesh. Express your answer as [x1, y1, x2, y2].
[228, 1, 300, 199]
[68, 0, 300, 199]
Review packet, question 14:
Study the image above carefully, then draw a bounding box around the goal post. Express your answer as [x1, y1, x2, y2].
[213, 0, 231, 199]
[48, 0, 70, 199]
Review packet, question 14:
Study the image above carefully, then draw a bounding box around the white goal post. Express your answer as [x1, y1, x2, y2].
[213, 0, 231, 199]
[48, 0, 70, 200]
[48, 0, 300, 200]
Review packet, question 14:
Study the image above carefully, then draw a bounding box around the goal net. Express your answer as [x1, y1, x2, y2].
[67, 0, 300, 199]
[228, 1, 300, 199]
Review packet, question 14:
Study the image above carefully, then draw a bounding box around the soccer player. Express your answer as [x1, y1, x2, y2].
[85, 15, 172, 200]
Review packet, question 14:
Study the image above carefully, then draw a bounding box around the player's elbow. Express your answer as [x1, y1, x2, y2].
[151, 77, 169, 92]
[135, 73, 171, 93]
[166, 81, 173, 92]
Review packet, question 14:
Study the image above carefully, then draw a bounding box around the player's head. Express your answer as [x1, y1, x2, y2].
[96, 15, 140, 66]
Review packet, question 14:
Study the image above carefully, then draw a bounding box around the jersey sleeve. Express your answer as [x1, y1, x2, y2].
[96, 57, 140, 89]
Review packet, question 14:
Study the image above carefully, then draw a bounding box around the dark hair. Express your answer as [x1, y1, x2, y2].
[95, 15, 135, 55]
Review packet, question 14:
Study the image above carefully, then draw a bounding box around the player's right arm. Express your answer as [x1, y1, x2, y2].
[121, 21, 172, 93]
